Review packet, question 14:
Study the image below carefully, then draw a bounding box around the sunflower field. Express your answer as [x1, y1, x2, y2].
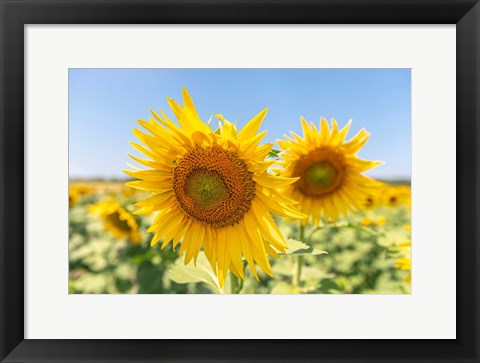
[69, 88, 411, 294]
[69, 180, 410, 294]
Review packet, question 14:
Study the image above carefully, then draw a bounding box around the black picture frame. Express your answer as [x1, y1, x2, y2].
[1, 0, 479, 362]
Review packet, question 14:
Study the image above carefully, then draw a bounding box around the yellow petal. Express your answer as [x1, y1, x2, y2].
[237, 108, 268, 142]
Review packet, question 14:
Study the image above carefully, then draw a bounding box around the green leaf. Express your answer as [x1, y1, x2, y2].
[267, 149, 281, 158]
[165, 251, 224, 294]
[284, 238, 327, 256]
[137, 261, 165, 293]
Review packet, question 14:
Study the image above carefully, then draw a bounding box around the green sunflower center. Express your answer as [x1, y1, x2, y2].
[187, 170, 228, 207]
[305, 162, 337, 188]
[292, 147, 346, 198]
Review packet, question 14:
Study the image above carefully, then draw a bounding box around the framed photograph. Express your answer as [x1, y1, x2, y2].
[1, 0, 478, 362]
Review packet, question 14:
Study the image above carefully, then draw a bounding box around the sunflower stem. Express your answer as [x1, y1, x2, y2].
[294, 224, 305, 287]
[230, 274, 243, 294]
[236, 276, 244, 294]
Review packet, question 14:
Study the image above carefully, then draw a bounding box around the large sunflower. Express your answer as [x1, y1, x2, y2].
[125, 88, 305, 287]
[278, 117, 382, 226]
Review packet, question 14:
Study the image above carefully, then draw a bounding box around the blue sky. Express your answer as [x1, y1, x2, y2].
[69, 69, 411, 180]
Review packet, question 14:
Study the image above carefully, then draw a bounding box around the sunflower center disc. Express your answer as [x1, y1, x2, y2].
[173, 145, 256, 228]
[292, 147, 346, 197]
[305, 162, 337, 188]
[106, 211, 131, 232]
[187, 170, 228, 207]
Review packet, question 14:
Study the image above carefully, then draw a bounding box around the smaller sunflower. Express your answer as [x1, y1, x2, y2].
[69, 188, 80, 208]
[359, 188, 382, 211]
[89, 199, 141, 244]
[278, 117, 382, 225]
[69, 183, 94, 207]
[360, 216, 374, 227]
[380, 184, 411, 208]
[360, 215, 386, 227]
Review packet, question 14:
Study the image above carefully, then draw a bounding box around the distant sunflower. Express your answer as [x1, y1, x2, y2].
[89, 199, 141, 244]
[125, 88, 305, 287]
[360, 216, 386, 227]
[278, 117, 382, 225]
[394, 241, 412, 282]
[389, 225, 411, 282]
[380, 184, 411, 208]
[70, 183, 94, 196]
[359, 189, 382, 211]
[69, 183, 94, 207]
[121, 185, 138, 199]
[69, 188, 80, 208]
